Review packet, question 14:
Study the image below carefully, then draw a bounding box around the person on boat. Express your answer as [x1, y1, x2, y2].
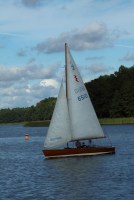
[81, 142, 87, 148]
[66, 142, 69, 149]
[75, 140, 81, 148]
[88, 139, 92, 147]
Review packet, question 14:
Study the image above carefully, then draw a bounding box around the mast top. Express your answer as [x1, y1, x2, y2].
[65, 43, 68, 50]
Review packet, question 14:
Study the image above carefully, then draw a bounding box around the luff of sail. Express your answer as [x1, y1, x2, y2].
[65, 44, 105, 140]
[44, 83, 71, 148]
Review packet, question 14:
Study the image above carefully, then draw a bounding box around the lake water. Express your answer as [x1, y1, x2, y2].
[0, 124, 133, 200]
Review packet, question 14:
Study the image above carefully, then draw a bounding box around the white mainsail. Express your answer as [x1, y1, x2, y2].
[66, 44, 105, 140]
[44, 83, 71, 148]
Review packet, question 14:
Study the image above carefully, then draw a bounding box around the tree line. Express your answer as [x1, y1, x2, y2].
[0, 97, 56, 123]
[86, 65, 134, 118]
[0, 65, 134, 123]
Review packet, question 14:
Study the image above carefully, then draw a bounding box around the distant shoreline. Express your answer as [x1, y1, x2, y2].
[24, 117, 134, 126]
[0, 118, 134, 127]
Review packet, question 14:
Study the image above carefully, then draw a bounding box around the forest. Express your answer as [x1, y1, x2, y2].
[0, 65, 134, 123]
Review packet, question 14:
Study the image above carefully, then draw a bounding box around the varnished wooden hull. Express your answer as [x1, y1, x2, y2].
[42, 146, 115, 159]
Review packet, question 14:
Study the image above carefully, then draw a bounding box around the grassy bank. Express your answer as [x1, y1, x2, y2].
[24, 120, 50, 127]
[23, 117, 134, 127]
[99, 117, 134, 125]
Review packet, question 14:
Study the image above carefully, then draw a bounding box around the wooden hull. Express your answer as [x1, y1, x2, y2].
[42, 146, 115, 159]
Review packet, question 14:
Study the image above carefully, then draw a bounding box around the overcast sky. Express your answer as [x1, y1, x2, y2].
[0, 0, 134, 108]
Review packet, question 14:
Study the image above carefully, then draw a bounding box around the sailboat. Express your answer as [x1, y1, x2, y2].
[42, 43, 115, 159]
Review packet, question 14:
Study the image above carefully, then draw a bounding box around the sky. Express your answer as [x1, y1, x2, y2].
[0, 0, 134, 109]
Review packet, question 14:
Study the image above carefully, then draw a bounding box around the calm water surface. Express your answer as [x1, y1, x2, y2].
[0, 124, 134, 200]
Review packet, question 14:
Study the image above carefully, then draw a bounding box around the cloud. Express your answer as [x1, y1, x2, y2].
[121, 52, 134, 61]
[27, 57, 36, 64]
[88, 64, 109, 74]
[33, 22, 118, 54]
[0, 63, 59, 82]
[40, 79, 58, 88]
[75, 63, 114, 83]
[82, 63, 114, 75]
[0, 62, 61, 108]
[115, 44, 134, 49]
[17, 48, 27, 57]
[0, 83, 56, 108]
[21, 0, 44, 8]
[0, 80, 59, 108]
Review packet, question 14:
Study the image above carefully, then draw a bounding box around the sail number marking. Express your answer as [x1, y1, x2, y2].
[71, 64, 75, 70]
[74, 86, 85, 94]
[77, 93, 88, 101]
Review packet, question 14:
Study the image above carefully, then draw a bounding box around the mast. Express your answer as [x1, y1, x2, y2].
[65, 43, 68, 98]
